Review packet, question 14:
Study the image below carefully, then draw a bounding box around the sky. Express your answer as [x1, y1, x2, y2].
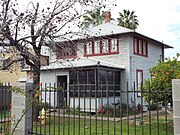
[104, 0, 180, 58]
[10, 0, 180, 59]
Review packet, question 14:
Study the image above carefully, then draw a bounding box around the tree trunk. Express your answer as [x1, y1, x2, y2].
[32, 66, 41, 121]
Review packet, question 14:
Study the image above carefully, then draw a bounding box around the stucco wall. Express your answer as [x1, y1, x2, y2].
[0, 65, 26, 84]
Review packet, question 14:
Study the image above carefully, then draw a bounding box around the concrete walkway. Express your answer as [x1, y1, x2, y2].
[47, 109, 165, 122]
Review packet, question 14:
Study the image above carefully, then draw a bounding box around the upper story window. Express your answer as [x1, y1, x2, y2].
[133, 37, 148, 57]
[86, 41, 93, 55]
[110, 38, 118, 52]
[102, 39, 109, 53]
[84, 37, 119, 56]
[56, 43, 77, 59]
[94, 40, 101, 54]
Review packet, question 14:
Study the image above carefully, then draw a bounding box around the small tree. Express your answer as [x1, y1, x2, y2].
[143, 53, 180, 104]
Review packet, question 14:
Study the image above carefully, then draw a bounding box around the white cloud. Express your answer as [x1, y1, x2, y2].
[106, 0, 180, 58]
[8, 0, 180, 58]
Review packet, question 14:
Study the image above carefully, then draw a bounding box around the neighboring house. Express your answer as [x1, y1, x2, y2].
[39, 12, 172, 111]
[0, 48, 26, 84]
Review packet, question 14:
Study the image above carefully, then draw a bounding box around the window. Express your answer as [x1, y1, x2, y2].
[86, 41, 93, 54]
[99, 70, 107, 83]
[134, 39, 138, 53]
[110, 38, 118, 52]
[94, 40, 101, 54]
[56, 43, 77, 59]
[136, 69, 143, 97]
[84, 37, 119, 56]
[139, 40, 143, 54]
[134, 37, 148, 57]
[143, 41, 147, 56]
[79, 71, 87, 83]
[98, 69, 121, 96]
[69, 70, 95, 97]
[102, 39, 109, 53]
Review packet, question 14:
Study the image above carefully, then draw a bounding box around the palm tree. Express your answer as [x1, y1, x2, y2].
[117, 9, 139, 31]
[81, 9, 104, 28]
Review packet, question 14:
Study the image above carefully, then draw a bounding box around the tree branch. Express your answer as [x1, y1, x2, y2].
[2, 0, 11, 25]
[31, 2, 39, 49]
[0, 58, 23, 70]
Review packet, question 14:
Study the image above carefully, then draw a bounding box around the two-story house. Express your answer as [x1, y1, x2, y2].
[39, 12, 172, 111]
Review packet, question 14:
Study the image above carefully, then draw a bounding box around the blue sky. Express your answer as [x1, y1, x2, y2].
[104, 0, 180, 58]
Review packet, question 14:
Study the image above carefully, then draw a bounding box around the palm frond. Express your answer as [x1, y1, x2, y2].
[117, 9, 139, 30]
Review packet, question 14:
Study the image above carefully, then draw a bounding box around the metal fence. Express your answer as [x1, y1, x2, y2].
[0, 83, 11, 134]
[28, 81, 173, 135]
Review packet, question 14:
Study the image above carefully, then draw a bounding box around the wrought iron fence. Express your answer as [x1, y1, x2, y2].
[29, 81, 173, 135]
[0, 83, 11, 134]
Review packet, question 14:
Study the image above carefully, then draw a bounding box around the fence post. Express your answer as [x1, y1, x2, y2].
[11, 82, 33, 135]
[172, 79, 180, 135]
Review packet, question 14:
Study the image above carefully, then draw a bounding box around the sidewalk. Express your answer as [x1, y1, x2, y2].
[47, 109, 165, 122]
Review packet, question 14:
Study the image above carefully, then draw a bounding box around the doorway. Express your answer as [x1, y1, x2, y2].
[57, 76, 67, 106]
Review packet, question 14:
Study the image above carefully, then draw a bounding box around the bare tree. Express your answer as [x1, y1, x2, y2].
[0, 0, 103, 85]
[0, 0, 103, 120]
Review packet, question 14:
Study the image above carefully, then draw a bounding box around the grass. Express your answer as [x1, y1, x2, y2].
[0, 110, 9, 119]
[33, 112, 173, 135]
[0, 110, 11, 135]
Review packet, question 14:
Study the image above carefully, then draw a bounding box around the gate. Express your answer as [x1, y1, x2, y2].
[0, 83, 11, 134]
[29, 82, 173, 135]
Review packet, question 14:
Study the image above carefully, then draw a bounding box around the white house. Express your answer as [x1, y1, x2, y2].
[40, 12, 172, 111]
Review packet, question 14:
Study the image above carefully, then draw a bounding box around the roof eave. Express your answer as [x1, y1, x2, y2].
[123, 32, 173, 49]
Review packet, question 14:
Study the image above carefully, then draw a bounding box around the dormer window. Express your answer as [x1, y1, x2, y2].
[84, 37, 119, 56]
[133, 37, 148, 57]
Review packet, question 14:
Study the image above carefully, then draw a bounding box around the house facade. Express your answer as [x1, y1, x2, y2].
[39, 20, 172, 110]
[0, 48, 26, 84]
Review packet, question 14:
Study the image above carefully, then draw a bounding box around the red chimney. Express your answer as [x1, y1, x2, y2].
[104, 11, 111, 23]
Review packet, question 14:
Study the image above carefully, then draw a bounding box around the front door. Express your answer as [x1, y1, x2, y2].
[57, 76, 67, 106]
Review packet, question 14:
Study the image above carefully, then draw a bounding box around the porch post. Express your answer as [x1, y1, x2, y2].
[11, 82, 33, 135]
[172, 79, 180, 135]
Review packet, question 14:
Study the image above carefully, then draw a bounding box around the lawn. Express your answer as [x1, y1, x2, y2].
[0, 110, 11, 135]
[0, 110, 9, 119]
[33, 112, 173, 135]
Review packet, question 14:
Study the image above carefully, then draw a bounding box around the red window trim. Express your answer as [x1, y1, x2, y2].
[136, 69, 143, 97]
[133, 37, 148, 57]
[84, 36, 119, 57]
[56, 44, 77, 59]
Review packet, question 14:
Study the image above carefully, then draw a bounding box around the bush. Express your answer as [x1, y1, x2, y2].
[99, 104, 135, 117]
